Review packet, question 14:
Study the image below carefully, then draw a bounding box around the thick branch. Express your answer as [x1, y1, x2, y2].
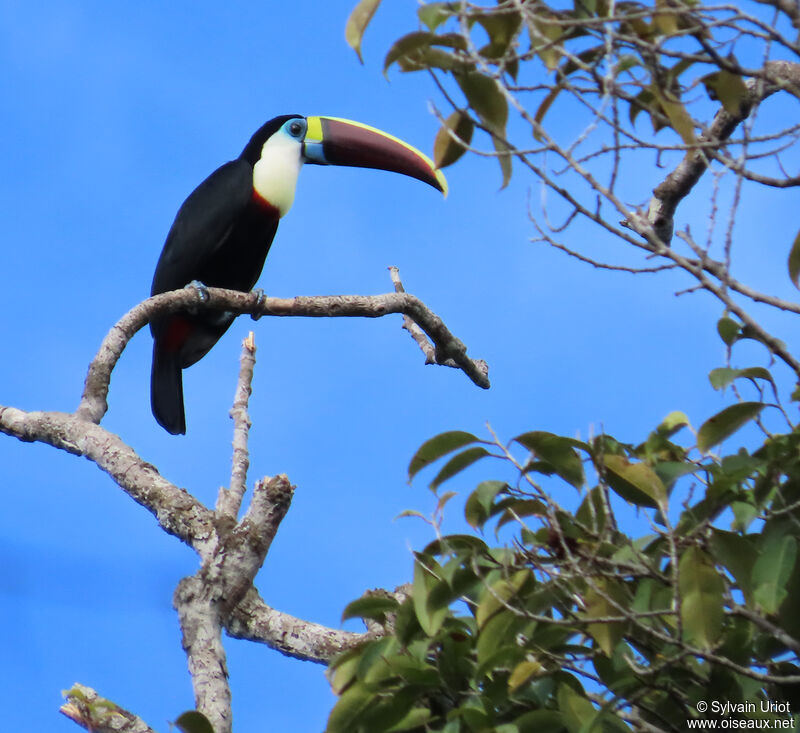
[77, 287, 490, 426]
[175, 575, 233, 733]
[225, 587, 373, 663]
[0, 406, 216, 556]
[646, 60, 800, 243]
[219, 476, 294, 614]
[175, 476, 294, 731]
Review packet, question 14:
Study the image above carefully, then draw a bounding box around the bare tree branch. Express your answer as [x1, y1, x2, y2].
[217, 332, 257, 523]
[3, 279, 476, 727]
[174, 574, 234, 733]
[0, 406, 218, 556]
[77, 286, 490, 426]
[175, 475, 294, 732]
[225, 587, 374, 663]
[643, 60, 800, 243]
[389, 266, 490, 381]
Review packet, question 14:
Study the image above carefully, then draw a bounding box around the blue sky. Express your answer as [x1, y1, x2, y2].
[0, 1, 796, 731]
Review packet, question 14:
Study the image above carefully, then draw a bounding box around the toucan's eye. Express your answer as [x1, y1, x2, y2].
[288, 120, 304, 138]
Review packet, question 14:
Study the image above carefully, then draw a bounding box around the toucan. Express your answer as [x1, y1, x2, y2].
[150, 114, 447, 435]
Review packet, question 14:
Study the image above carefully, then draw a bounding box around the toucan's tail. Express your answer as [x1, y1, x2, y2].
[151, 344, 186, 435]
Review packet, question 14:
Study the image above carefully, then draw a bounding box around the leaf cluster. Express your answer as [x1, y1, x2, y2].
[326, 378, 800, 732]
[346, 0, 766, 187]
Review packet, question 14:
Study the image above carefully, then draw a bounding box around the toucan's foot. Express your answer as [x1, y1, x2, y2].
[186, 280, 209, 302]
[250, 288, 266, 321]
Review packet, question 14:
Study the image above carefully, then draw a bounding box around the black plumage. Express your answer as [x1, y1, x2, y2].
[150, 116, 298, 435]
[148, 113, 446, 435]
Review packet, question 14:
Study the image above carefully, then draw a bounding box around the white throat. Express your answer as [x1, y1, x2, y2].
[252, 135, 303, 217]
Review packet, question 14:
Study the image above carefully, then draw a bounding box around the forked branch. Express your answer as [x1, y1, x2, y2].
[2, 273, 484, 729]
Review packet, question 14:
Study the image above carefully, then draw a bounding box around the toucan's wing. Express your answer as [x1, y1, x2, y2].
[151, 159, 253, 296]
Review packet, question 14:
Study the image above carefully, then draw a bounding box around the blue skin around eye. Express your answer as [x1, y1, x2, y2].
[282, 118, 307, 140]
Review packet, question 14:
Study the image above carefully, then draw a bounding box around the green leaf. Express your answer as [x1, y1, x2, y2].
[710, 529, 757, 604]
[535, 85, 562, 132]
[701, 70, 748, 115]
[653, 87, 696, 144]
[328, 648, 361, 695]
[615, 54, 641, 75]
[363, 650, 438, 688]
[789, 230, 800, 289]
[412, 555, 450, 636]
[418, 2, 453, 31]
[386, 708, 433, 732]
[492, 133, 513, 188]
[431, 446, 490, 489]
[697, 402, 765, 452]
[509, 659, 545, 692]
[396, 46, 472, 74]
[731, 501, 758, 532]
[679, 546, 724, 648]
[602, 455, 666, 509]
[584, 580, 628, 656]
[753, 532, 798, 614]
[356, 636, 399, 684]
[424, 533, 489, 556]
[409, 430, 481, 479]
[465, 480, 508, 528]
[515, 709, 566, 733]
[174, 711, 215, 733]
[476, 611, 526, 665]
[515, 431, 588, 488]
[474, 643, 526, 680]
[654, 460, 699, 491]
[341, 595, 399, 623]
[384, 31, 436, 75]
[456, 72, 508, 135]
[476, 11, 522, 60]
[531, 17, 564, 71]
[393, 599, 422, 646]
[476, 569, 533, 628]
[326, 682, 375, 732]
[717, 316, 741, 345]
[629, 88, 657, 127]
[708, 366, 774, 391]
[345, 0, 382, 63]
[657, 410, 691, 437]
[449, 702, 490, 730]
[558, 685, 599, 733]
[496, 498, 548, 530]
[383, 31, 466, 76]
[652, 9, 677, 35]
[434, 110, 474, 169]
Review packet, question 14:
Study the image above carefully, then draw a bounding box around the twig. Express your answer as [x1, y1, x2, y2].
[389, 267, 490, 382]
[217, 332, 257, 523]
[60, 684, 156, 733]
[389, 266, 433, 358]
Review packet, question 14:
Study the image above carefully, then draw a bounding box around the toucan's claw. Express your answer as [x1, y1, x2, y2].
[250, 288, 266, 321]
[186, 280, 210, 302]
